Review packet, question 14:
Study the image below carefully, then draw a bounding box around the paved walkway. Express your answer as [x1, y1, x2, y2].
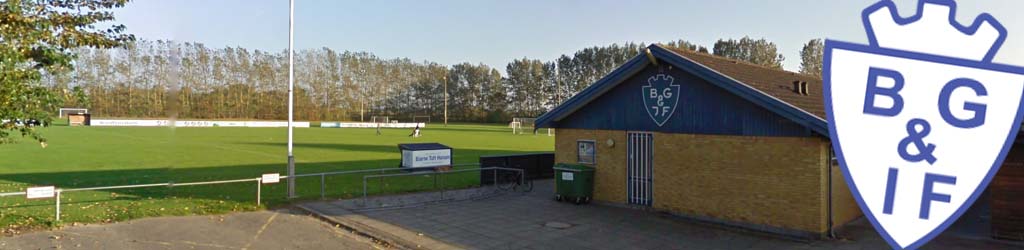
[300, 180, 1024, 250]
[0, 209, 380, 250]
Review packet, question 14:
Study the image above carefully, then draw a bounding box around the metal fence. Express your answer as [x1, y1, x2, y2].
[0, 163, 524, 223]
[0, 177, 266, 221]
[361, 167, 524, 203]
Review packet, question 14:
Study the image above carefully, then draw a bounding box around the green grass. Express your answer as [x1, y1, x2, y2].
[0, 123, 553, 232]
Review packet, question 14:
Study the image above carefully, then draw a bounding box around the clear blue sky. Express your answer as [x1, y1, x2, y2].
[112, 0, 1024, 71]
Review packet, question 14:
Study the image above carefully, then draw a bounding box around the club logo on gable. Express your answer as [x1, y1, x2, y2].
[642, 74, 680, 127]
[825, 1, 1024, 249]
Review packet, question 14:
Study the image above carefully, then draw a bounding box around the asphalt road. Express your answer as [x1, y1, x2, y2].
[0, 209, 382, 250]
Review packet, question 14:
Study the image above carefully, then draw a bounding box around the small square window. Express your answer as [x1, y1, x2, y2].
[578, 140, 596, 164]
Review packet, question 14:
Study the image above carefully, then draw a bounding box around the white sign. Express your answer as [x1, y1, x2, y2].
[825, 1, 1024, 248]
[26, 186, 55, 199]
[90, 120, 311, 128]
[261, 173, 280, 184]
[321, 122, 424, 128]
[401, 149, 451, 168]
[561, 172, 574, 181]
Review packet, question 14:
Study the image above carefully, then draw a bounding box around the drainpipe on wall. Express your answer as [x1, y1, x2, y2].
[827, 145, 836, 239]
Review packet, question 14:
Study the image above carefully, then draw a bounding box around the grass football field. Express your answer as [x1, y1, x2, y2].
[0, 123, 553, 232]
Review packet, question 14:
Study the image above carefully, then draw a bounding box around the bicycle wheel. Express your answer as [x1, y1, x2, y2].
[515, 178, 534, 192]
[496, 172, 518, 191]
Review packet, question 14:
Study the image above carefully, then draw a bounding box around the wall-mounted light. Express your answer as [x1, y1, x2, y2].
[645, 48, 659, 66]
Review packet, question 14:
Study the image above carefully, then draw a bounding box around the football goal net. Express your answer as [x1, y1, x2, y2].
[511, 117, 537, 135]
[371, 116, 390, 124]
[412, 115, 431, 123]
[511, 117, 553, 136]
[58, 108, 88, 118]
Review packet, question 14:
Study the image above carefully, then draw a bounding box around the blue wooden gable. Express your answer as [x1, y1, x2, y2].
[537, 44, 828, 137]
[557, 65, 813, 136]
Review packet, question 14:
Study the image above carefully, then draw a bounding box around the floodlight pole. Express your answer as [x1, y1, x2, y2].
[286, 0, 296, 199]
[443, 74, 448, 127]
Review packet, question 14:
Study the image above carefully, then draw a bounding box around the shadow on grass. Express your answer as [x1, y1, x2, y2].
[429, 127, 522, 134]
[241, 142, 405, 154]
[0, 147, 542, 207]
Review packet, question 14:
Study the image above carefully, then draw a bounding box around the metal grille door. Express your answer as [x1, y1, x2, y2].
[627, 132, 653, 206]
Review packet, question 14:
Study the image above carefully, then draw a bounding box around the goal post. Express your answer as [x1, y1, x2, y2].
[370, 116, 390, 124]
[510, 121, 521, 134]
[510, 117, 553, 136]
[58, 108, 88, 118]
[511, 117, 539, 135]
[412, 115, 431, 123]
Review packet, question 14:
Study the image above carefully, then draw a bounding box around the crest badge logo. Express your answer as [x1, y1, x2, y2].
[825, 0, 1024, 249]
[642, 74, 680, 126]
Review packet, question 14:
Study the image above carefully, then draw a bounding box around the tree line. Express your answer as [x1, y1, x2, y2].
[41, 37, 824, 123]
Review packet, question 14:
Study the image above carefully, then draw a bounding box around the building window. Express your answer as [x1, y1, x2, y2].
[578, 140, 596, 164]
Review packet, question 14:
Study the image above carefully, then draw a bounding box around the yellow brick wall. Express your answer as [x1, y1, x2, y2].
[831, 156, 864, 228]
[554, 128, 627, 203]
[554, 128, 860, 234]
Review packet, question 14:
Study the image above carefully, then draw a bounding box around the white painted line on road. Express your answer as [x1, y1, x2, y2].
[241, 213, 278, 250]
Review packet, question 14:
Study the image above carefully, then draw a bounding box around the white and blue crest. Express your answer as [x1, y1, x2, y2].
[825, 0, 1024, 249]
[642, 74, 680, 127]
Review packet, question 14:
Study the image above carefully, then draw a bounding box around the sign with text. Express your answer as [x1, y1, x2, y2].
[401, 149, 452, 168]
[26, 186, 55, 199]
[90, 120, 311, 128]
[641, 74, 680, 127]
[321, 122, 424, 128]
[261, 173, 280, 184]
[826, 1, 1024, 248]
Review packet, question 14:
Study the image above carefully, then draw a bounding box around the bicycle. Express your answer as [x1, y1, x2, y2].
[496, 170, 533, 192]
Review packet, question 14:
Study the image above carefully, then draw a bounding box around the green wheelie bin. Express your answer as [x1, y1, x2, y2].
[553, 163, 595, 204]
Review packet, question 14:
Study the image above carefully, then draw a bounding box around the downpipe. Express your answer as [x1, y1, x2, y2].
[827, 146, 836, 239]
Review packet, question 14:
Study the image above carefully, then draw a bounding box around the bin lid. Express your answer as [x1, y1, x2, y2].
[398, 143, 451, 151]
[553, 163, 594, 172]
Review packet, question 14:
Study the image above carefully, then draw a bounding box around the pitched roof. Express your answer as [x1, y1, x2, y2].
[663, 48, 827, 119]
[536, 44, 828, 136]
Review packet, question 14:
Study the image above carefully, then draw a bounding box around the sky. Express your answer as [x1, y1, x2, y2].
[110, 0, 1024, 72]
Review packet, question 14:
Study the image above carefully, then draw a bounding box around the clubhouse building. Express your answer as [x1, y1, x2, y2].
[536, 44, 862, 237]
[537, 43, 1024, 240]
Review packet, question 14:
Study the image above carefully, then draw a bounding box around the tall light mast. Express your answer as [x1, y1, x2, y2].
[286, 0, 296, 198]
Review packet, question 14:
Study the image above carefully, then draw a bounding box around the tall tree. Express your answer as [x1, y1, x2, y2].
[799, 39, 824, 77]
[663, 39, 708, 53]
[0, 0, 134, 144]
[712, 36, 785, 69]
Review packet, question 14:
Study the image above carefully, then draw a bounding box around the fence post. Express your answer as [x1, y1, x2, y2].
[320, 174, 325, 200]
[493, 168, 497, 190]
[256, 178, 262, 205]
[362, 176, 368, 205]
[55, 189, 61, 221]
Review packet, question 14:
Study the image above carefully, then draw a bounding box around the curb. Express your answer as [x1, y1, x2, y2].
[295, 203, 459, 250]
[295, 204, 409, 249]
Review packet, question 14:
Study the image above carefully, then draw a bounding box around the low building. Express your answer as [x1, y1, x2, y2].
[536, 44, 861, 237]
[67, 113, 90, 126]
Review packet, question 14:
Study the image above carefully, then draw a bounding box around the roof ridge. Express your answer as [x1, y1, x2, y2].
[658, 44, 822, 81]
